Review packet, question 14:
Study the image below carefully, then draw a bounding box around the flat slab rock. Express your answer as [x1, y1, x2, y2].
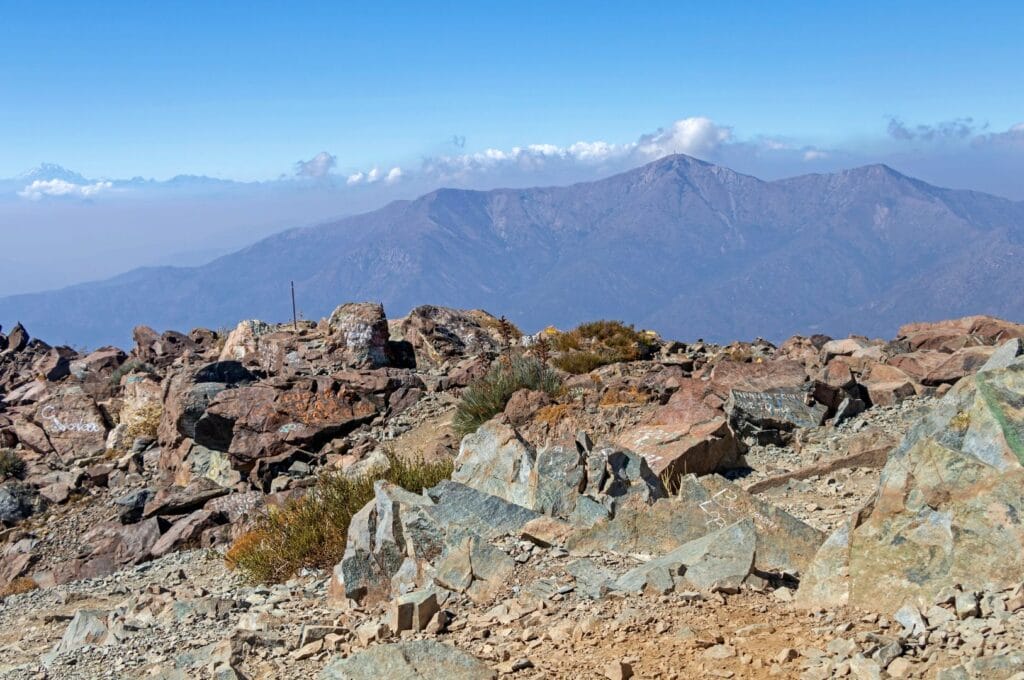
[320, 640, 496, 680]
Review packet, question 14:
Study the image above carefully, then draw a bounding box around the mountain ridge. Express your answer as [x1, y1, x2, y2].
[2, 153, 1022, 348]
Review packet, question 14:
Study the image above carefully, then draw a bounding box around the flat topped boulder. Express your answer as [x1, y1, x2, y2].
[320, 640, 496, 680]
[726, 387, 827, 445]
[327, 302, 391, 368]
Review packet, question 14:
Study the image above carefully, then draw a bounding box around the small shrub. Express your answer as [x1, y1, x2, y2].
[225, 449, 453, 583]
[534, 403, 570, 427]
[453, 355, 562, 437]
[122, 401, 162, 441]
[0, 577, 38, 599]
[551, 320, 656, 374]
[110, 360, 156, 387]
[0, 449, 27, 480]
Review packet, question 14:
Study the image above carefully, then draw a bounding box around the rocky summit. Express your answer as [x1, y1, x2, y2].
[2, 306, 1024, 679]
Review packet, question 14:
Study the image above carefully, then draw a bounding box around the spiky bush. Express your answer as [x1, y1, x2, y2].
[225, 449, 453, 583]
[452, 355, 562, 437]
[0, 449, 27, 480]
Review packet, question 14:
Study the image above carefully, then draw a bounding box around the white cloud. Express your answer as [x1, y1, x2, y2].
[18, 179, 113, 200]
[635, 117, 733, 158]
[346, 166, 403, 185]
[295, 151, 336, 178]
[803, 149, 829, 161]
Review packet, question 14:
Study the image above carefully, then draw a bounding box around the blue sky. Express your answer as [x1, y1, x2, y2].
[1, 1, 1022, 297]
[2, 1, 1022, 181]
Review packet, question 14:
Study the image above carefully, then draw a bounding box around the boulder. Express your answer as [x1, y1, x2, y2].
[143, 477, 229, 517]
[898, 315, 1024, 352]
[920, 345, 996, 385]
[41, 609, 120, 666]
[435, 534, 515, 603]
[567, 475, 823, 576]
[616, 378, 742, 480]
[0, 482, 40, 525]
[47, 518, 161, 583]
[4, 323, 29, 354]
[320, 640, 496, 680]
[30, 387, 109, 462]
[613, 519, 756, 593]
[157, 361, 255, 450]
[199, 380, 377, 471]
[150, 508, 225, 557]
[454, 424, 663, 522]
[395, 305, 508, 367]
[820, 337, 873, 362]
[798, 356, 1024, 612]
[333, 481, 445, 604]
[725, 387, 827, 445]
[131, 326, 198, 367]
[326, 302, 391, 368]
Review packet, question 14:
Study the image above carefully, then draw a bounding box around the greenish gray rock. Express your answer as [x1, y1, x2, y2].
[452, 423, 662, 523]
[336, 481, 443, 604]
[800, 358, 1024, 612]
[435, 535, 514, 603]
[425, 480, 540, 538]
[613, 519, 756, 593]
[320, 640, 496, 680]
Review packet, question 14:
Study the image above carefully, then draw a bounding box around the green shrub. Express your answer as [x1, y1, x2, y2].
[452, 355, 562, 437]
[0, 450, 27, 480]
[225, 449, 453, 583]
[110, 360, 157, 387]
[551, 320, 656, 374]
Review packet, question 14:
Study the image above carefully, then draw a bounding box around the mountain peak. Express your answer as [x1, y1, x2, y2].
[19, 163, 90, 184]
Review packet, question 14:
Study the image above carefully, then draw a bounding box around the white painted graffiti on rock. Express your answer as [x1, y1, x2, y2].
[39, 405, 103, 433]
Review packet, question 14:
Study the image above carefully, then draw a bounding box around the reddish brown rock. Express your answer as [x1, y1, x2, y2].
[143, 477, 229, 518]
[898, 315, 1024, 352]
[131, 326, 198, 368]
[199, 379, 377, 469]
[887, 351, 949, 382]
[503, 389, 552, 427]
[615, 378, 742, 480]
[150, 508, 225, 557]
[29, 387, 109, 462]
[709, 359, 810, 394]
[921, 345, 996, 385]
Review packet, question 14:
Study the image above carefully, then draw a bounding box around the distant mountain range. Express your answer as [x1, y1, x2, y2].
[2, 154, 1022, 348]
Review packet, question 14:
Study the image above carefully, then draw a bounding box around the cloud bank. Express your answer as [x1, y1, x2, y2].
[17, 179, 114, 200]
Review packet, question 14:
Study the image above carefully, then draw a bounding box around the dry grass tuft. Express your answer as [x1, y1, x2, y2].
[122, 401, 162, 441]
[225, 449, 453, 584]
[0, 577, 39, 599]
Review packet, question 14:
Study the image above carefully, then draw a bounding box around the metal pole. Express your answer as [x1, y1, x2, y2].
[291, 281, 297, 330]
